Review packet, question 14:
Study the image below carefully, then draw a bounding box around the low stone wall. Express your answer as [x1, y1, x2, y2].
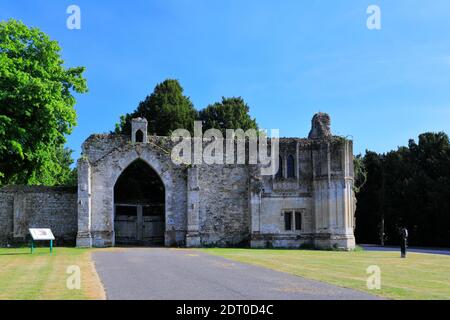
[0, 186, 77, 246]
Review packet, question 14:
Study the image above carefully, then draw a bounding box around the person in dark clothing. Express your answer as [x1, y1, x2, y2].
[400, 227, 408, 258]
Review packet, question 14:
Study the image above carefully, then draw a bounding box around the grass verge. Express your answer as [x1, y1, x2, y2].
[200, 248, 450, 300]
[0, 247, 105, 300]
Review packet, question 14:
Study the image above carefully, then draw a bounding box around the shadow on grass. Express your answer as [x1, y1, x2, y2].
[0, 252, 31, 256]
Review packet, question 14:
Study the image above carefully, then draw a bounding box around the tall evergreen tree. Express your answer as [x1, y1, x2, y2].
[355, 132, 450, 246]
[115, 79, 198, 136]
[199, 97, 258, 134]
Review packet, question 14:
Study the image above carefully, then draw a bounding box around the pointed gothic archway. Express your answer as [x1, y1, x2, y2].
[113, 159, 165, 246]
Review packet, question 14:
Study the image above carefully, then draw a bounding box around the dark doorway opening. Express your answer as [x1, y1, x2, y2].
[135, 129, 144, 143]
[114, 159, 165, 246]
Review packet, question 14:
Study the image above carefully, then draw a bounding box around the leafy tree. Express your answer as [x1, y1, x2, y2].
[27, 145, 78, 186]
[115, 81, 259, 138]
[0, 19, 87, 186]
[199, 97, 258, 134]
[353, 154, 367, 194]
[355, 132, 450, 247]
[115, 79, 198, 136]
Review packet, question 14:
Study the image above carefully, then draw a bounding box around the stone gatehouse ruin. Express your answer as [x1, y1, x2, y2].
[0, 113, 356, 250]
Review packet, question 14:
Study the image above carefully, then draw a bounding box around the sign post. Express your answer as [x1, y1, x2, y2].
[29, 228, 55, 254]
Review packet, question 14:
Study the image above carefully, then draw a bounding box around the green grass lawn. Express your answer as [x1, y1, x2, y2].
[200, 248, 450, 300]
[0, 247, 104, 300]
[2, 246, 449, 300]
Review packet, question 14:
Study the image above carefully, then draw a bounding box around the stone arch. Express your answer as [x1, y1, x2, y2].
[276, 155, 283, 179]
[113, 159, 165, 245]
[287, 154, 295, 178]
[81, 142, 187, 248]
[110, 154, 172, 196]
[108, 150, 177, 246]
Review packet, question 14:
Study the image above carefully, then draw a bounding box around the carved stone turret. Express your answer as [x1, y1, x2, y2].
[131, 117, 148, 143]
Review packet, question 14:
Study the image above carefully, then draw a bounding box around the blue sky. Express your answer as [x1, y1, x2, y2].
[2, 0, 450, 158]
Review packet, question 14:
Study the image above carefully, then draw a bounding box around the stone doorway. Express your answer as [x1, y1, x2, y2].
[113, 159, 165, 246]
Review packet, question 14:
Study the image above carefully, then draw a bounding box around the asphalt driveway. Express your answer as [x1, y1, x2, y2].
[93, 248, 380, 300]
[360, 244, 450, 256]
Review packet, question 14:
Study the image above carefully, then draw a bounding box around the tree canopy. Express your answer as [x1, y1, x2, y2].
[115, 79, 198, 136]
[0, 19, 87, 186]
[199, 97, 258, 134]
[355, 132, 450, 247]
[115, 80, 259, 136]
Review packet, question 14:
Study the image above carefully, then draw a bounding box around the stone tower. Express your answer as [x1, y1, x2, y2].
[309, 113, 356, 249]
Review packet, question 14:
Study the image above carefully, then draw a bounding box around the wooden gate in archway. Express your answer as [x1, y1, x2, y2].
[114, 203, 164, 246]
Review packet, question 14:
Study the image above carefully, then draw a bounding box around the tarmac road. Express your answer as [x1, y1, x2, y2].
[93, 248, 381, 300]
[360, 244, 450, 256]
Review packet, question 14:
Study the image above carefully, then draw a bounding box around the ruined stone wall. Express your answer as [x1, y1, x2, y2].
[0, 186, 77, 245]
[79, 134, 188, 247]
[197, 164, 251, 246]
[252, 136, 356, 249]
[79, 133, 264, 248]
[253, 139, 315, 248]
[1, 113, 356, 249]
[0, 192, 14, 244]
[76, 113, 356, 249]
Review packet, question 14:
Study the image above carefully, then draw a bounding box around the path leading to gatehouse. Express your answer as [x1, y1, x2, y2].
[92, 248, 380, 300]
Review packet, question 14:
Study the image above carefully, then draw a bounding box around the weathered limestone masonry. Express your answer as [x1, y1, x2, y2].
[76, 113, 356, 249]
[0, 186, 77, 245]
[76, 132, 188, 247]
[250, 113, 356, 249]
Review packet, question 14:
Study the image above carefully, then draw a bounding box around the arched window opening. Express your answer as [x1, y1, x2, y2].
[287, 155, 295, 178]
[276, 156, 283, 179]
[114, 160, 165, 246]
[135, 129, 144, 143]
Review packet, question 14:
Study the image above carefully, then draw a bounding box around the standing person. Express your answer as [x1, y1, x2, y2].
[400, 227, 408, 258]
